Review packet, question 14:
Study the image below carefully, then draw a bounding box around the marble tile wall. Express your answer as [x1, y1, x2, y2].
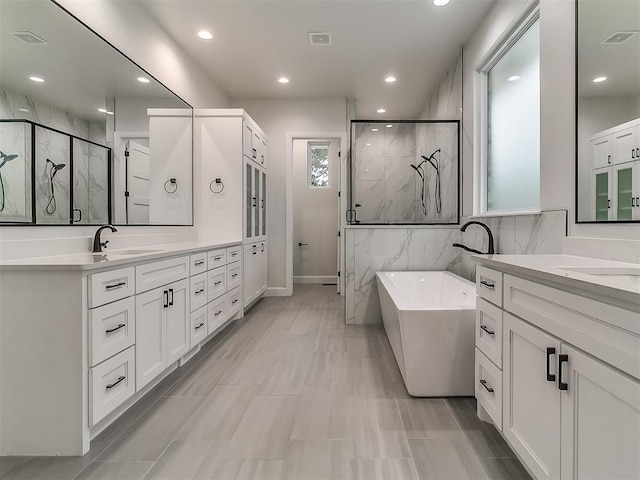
[0, 122, 32, 222]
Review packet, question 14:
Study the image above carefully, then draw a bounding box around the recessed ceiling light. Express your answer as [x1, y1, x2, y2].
[433, 0, 451, 6]
[593, 76, 607, 83]
[98, 108, 114, 115]
[386, 124, 393, 128]
[137, 77, 150, 84]
[371, 128, 379, 132]
[377, 108, 386, 113]
[29, 76, 44, 83]
[508, 75, 520, 82]
[278, 77, 290, 84]
[197, 30, 213, 40]
[366, 143, 372, 146]
[384, 76, 396, 83]
[18, 108, 29, 112]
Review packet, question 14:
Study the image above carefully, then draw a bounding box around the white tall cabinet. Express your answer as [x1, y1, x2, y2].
[195, 109, 269, 309]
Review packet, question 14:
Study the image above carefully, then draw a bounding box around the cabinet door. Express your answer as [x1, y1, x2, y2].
[259, 242, 268, 294]
[612, 126, 637, 165]
[591, 134, 612, 169]
[503, 313, 561, 480]
[261, 171, 267, 237]
[245, 162, 254, 239]
[243, 122, 255, 159]
[254, 166, 260, 238]
[244, 243, 256, 306]
[613, 163, 635, 221]
[165, 279, 190, 364]
[560, 344, 640, 480]
[135, 286, 167, 391]
[259, 137, 268, 167]
[592, 167, 612, 221]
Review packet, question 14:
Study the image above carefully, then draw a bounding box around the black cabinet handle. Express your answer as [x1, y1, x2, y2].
[479, 379, 494, 393]
[72, 208, 82, 223]
[252, 197, 257, 207]
[106, 281, 126, 290]
[608, 199, 611, 209]
[261, 244, 265, 252]
[636, 148, 639, 158]
[633, 198, 636, 207]
[479, 278, 495, 291]
[546, 347, 556, 382]
[636, 196, 639, 207]
[194, 322, 205, 330]
[106, 375, 126, 390]
[231, 252, 238, 257]
[168, 288, 174, 306]
[105, 323, 126, 334]
[194, 260, 204, 266]
[215, 310, 223, 316]
[633, 149, 636, 159]
[195, 288, 205, 295]
[558, 354, 569, 391]
[232, 273, 238, 278]
[214, 280, 222, 286]
[232, 299, 239, 305]
[163, 290, 169, 308]
[480, 324, 494, 336]
[214, 256, 222, 261]
[607, 154, 611, 164]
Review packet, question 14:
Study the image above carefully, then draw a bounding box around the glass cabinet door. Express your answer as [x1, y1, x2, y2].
[261, 172, 267, 236]
[246, 162, 253, 238]
[615, 165, 633, 221]
[254, 167, 260, 237]
[594, 169, 611, 221]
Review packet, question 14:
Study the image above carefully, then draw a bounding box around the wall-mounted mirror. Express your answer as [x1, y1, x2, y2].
[576, 0, 640, 223]
[0, 0, 193, 226]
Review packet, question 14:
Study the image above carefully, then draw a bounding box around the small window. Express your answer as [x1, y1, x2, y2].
[308, 142, 330, 188]
[478, 6, 540, 215]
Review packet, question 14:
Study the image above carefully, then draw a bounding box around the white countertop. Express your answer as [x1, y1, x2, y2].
[0, 240, 242, 271]
[472, 254, 640, 308]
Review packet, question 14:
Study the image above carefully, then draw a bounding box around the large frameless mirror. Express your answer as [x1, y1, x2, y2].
[576, 0, 640, 223]
[0, 0, 193, 226]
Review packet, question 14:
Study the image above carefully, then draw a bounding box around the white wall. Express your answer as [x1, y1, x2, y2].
[231, 99, 347, 289]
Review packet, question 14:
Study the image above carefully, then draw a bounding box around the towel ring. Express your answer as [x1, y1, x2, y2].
[164, 178, 178, 194]
[210, 178, 224, 194]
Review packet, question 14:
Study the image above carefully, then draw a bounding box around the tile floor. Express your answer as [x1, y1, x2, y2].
[1, 284, 532, 479]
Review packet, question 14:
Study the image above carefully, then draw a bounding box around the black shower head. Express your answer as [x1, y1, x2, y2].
[0, 151, 18, 169]
[46, 158, 66, 171]
[409, 163, 424, 179]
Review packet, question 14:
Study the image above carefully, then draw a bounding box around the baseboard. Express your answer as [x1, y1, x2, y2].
[265, 287, 291, 297]
[293, 276, 337, 284]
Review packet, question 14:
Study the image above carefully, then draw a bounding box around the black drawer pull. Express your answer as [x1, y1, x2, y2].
[480, 324, 494, 336]
[106, 376, 126, 390]
[232, 273, 239, 278]
[168, 288, 174, 306]
[232, 299, 239, 305]
[194, 322, 205, 330]
[479, 277, 495, 291]
[546, 347, 556, 382]
[231, 252, 238, 257]
[194, 260, 204, 266]
[214, 280, 223, 286]
[558, 354, 569, 391]
[195, 289, 205, 295]
[213, 256, 222, 261]
[105, 323, 126, 334]
[480, 379, 494, 393]
[163, 290, 169, 308]
[215, 310, 223, 316]
[105, 281, 126, 290]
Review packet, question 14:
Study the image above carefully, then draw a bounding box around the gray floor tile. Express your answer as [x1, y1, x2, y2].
[347, 357, 395, 398]
[288, 310, 320, 335]
[347, 334, 383, 357]
[478, 457, 533, 480]
[0, 457, 32, 479]
[277, 334, 317, 361]
[259, 359, 311, 395]
[74, 462, 153, 480]
[347, 397, 411, 459]
[164, 357, 234, 396]
[96, 397, 202, 462]
[446, 397, 516, 458]
[315, 331, 347, 353]
[409, 438, 489, 480]
[305, 352, 347, 385]
[397, 398, 463, 439]
[175, 385, 260, 441]
[290, 385, 347, 440]
[282, 439, 348, 480]
[349, 459, 419, 480]
[143, 441, 227, 479]
[218, 350, 277, 386]
[6, 439, 111, 480]
[224, 396, 299, 460]
[212, 460, 284, 480]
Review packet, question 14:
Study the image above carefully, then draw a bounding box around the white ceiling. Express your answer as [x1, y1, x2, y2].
[141, 0, 496, 118]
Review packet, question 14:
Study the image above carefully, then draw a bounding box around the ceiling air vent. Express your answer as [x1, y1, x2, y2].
[309, 32, 332, 46]
[10, 31, 48, 45]
[602, 31, 638, 45]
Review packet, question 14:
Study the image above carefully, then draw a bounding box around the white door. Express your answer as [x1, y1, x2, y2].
[126, 140, 150, 224]
[503, 313, 561, 480]
[292, 139, 340, 284]
[165, 279, 189, 363]
[135, 286, 166, 390]
[560, 344, 640, 480]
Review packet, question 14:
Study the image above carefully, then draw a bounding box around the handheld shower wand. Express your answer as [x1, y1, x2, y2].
[409, 162, 427, 215]
[0, 151, 19, 213]
[421, 149, 442, 215]
[45, 158, 66, 214]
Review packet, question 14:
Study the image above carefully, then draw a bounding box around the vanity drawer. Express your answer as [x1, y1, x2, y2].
[208, 248, 227, 270]
[191, 305, 208, 347]
[475, 298, 503, 369]
[207, 296, 227, 335]
[475, 348, 503, 430]
[190, 252, 207, 276]
[190, 272, 208, 312]
[89, 297, 136, 367]
[89, 346, 135, 426]
[227, 286, 242, 318]
[227, 245, 241, 264]
[89, 267, 135, 308]
[136, 256, 189, 294]
[227, 263, 242, 291]
[476, 265, 503, 307]
[207, 266, 227, 301]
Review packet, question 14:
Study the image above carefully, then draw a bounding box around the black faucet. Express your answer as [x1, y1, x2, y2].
[452, 221, 495, 255]
[93, 225, 118, 253]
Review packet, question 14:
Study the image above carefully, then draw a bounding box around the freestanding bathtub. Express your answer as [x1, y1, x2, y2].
[376, 271, 476, 397]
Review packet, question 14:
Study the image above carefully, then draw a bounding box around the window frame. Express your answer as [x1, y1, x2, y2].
[307, 141, 331, 189]
[475, 2, 541, 217]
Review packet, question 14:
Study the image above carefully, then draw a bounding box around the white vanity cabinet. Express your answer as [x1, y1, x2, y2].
[473, 258, 640, 480]
[244, 240, 268, 307]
